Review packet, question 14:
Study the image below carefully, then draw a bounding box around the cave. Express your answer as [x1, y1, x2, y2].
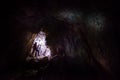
[26, 31, 52, 61]
[1, 0, 120, 80]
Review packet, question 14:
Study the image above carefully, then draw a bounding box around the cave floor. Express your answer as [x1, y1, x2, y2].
[1, 57, 113, 80]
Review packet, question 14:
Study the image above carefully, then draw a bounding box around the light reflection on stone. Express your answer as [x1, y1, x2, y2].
[27, 31, 51, 61]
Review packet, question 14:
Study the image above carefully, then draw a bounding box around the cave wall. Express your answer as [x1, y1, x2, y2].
[1, 0, 120, 79]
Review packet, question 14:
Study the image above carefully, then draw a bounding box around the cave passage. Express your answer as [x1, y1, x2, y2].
[26, 31, 51, 61]
[1, 0, 119, 80]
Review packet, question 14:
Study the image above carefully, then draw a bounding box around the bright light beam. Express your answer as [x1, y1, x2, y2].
[31, 31, 51, 60]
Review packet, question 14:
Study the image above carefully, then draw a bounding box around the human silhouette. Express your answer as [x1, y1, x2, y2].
[32, 42, 39, 57]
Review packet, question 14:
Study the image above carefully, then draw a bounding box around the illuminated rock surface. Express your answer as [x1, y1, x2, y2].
[1, 0, 120, 80]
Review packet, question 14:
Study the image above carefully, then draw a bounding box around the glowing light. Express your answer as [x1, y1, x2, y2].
[30, 31, 51, 60]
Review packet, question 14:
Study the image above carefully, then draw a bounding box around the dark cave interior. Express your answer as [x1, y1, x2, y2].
[1, 0, 120, 80]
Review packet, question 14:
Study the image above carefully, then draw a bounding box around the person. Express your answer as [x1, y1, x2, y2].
[32, 42, 39, 57]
